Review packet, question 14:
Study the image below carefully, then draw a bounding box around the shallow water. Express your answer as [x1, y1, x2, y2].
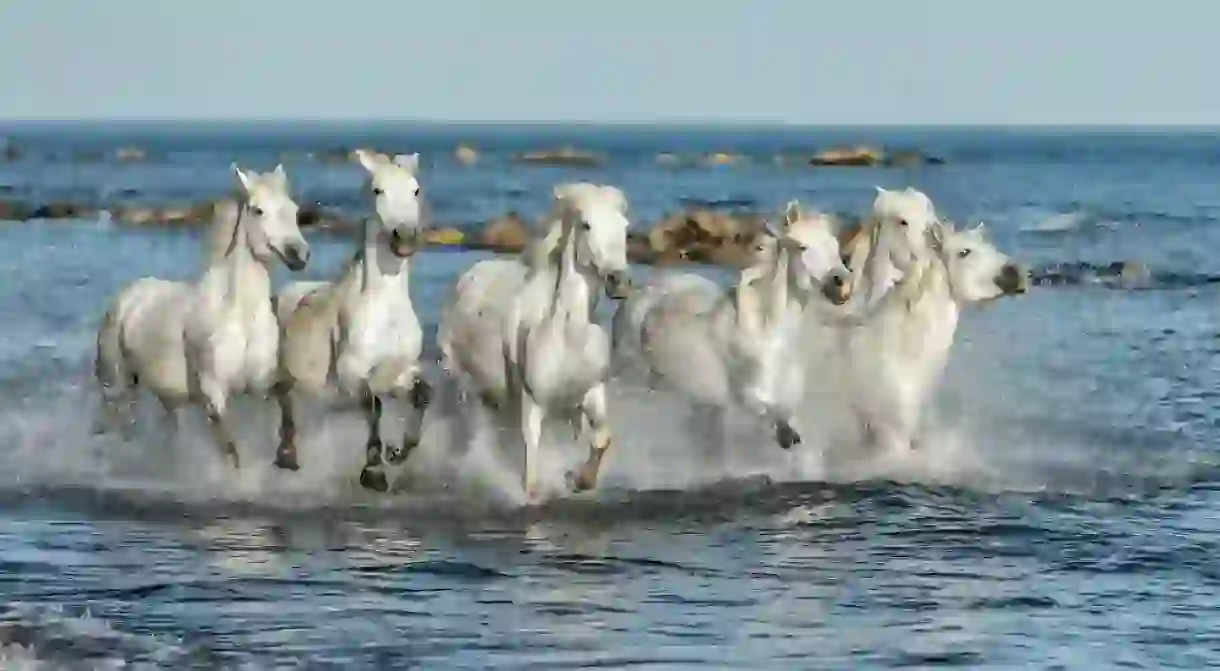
[1, 123, 1219, 669]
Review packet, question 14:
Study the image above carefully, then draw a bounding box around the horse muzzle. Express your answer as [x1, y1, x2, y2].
[391, 228, 423, 258]
[280, 243, 310, 272]
[821, 269, 852, 306]
[996, 263, 1030, 295]
[604, 270, 633, 300]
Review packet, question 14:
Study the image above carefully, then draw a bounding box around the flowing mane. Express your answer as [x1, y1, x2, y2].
[205, 198, 243, 266]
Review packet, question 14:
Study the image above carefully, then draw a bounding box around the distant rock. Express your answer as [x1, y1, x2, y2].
[114, 147, 147, 162]
[655, 152, 683, 167]
[515, 146, 602, 168]
[808, 145, 944, 167]
[426, 227, 465, 246]
[809, 145, 887, 167]
[455, 144, 479, 166]
[479, 212, 532, 251]
[29, 201, 95, 220]
[2, 143, 22, 162]
[699, 152, 742, 167]
[0, 200, 31, 221]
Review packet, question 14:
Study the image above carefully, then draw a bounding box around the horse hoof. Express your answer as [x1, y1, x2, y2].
[565, 468, 596, 493]
[385, 441, 417, 466]
[359, 467, 389, 493]
[776, 424, 802, 450]
[273, 448, 300, 471]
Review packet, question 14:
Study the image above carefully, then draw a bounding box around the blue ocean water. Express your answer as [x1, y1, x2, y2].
[0, 122, 1218, 669]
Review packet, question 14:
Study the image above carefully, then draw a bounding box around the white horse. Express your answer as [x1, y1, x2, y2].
[437, 182, 632, 502]
[94, 164, 311, 468]
[842, 186, 942, 311]
[273, 149, 429, 492]
[613, 201, 852, 457]
[827, 219, 1029, 458]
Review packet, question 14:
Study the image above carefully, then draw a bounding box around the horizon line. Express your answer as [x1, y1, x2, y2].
[0, 117, 1219, 130]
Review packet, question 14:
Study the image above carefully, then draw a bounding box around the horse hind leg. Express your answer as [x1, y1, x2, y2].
[566, 384, 613, 494]
[272, 381, 300, 471]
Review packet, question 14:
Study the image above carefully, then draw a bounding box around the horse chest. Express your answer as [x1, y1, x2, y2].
[347, 293, 421, 362]
[210, 309, 279, 388]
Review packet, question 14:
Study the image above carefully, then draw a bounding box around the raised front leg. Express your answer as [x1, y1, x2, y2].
[273, 381, 300, 471]
[385, 376, 432, 466]
[567, 384, 613, 493]
[358, 392, 390, 493]
[520, 393, 545, 503]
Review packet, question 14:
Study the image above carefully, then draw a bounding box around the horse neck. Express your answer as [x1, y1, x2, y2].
[537, 216, 597, 322]
[736, 247, 800, 334]
[202, 206, 272, 313]
[358, 219, 410, 294]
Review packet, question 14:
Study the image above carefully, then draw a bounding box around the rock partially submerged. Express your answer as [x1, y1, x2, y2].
[515, 146, 603, 167]
[809, 145, 944, 167]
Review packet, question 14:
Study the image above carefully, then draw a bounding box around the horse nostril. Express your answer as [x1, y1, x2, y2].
[832, 273, 844, 286]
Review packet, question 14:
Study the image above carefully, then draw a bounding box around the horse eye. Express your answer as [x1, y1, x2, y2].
[958, 249, 972, 258]
[756, 245, 766, 252]
[414, 187, 422, 197]
[581, 222, 591, 231]
[898, 219, 909, 227]
[372, 188, 384, 196]
[250, 206, 264, 217]
[798, 244, 808, 252]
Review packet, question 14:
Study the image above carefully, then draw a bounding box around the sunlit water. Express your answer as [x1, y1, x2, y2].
[1, 123, 1218, 669]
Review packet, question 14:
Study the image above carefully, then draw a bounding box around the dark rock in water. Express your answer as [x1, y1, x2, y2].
[29, 201, 95, 220]
[2, 143, 21, 162]
[1031, 260, 1153, 289]
[810, 145, 887, 166]
[0, 200, 31, 221]
[515, 146, 603, 167]
[808, 145, 945, 167]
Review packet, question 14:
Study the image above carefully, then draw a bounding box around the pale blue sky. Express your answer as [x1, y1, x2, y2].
[0, 1, 1213, 124]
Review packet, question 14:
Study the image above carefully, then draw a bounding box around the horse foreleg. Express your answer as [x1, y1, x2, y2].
[567, 384, 612, 493]
[358, 392, 390, 492]
[202, 396, 240, 470]
[272, 381, 300, 471]
[386, 375, 432, 466]
[520, 393, 545, 503]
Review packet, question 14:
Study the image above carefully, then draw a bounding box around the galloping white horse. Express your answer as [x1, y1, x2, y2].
[843, 186, 941, 310]
[273, 149, 429, 492]
[438, 182, 632, 502]
[94, 164, 311, 468]
[828, 219, 1029, 458]
[614, 201, 852, 456]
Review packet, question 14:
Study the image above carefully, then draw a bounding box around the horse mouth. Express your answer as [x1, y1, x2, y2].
[277, 245, 310, 271]
[996, 264, 1030, 295]
[391, 230, 422, 257]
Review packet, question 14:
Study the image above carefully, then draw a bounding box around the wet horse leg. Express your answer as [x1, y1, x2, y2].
[386, 375, 432, 466]
[358, 392, 390, 492]
[567, 383, 613, 493]
[272, 381, 300, 471]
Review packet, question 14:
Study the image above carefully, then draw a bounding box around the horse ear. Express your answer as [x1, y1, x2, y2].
[762, 219, 782, 239]
[232, 163, 254, 192]
[352, 148, 382, 173]
[271, 163, 288, 188]
[602, 186, 628, 213]
[393, 153, 420, 173]
[784, 200, 801, 228]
